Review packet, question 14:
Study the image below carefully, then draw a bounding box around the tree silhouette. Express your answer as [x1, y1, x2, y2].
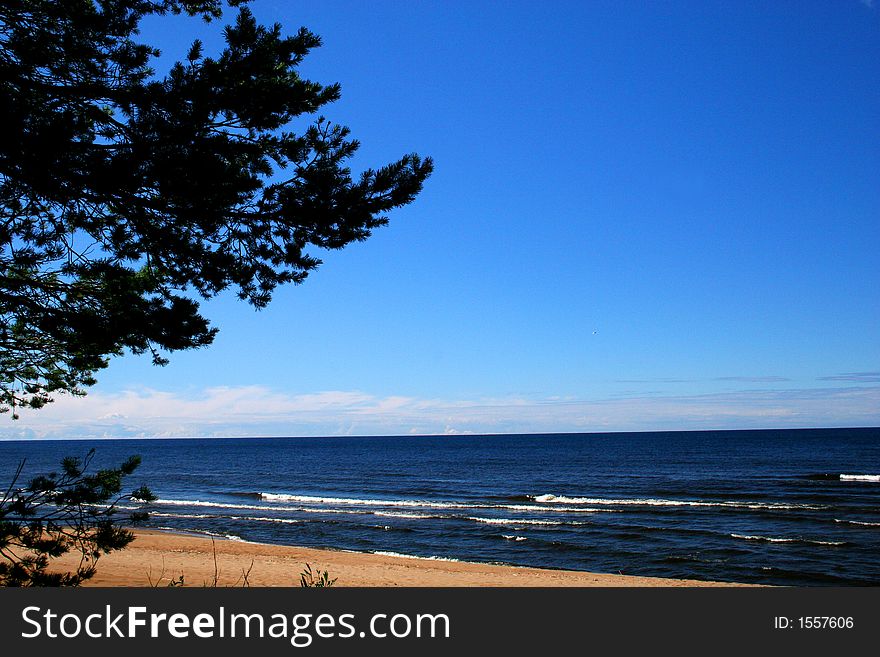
[0, 450, 154, 586]
[0, 0, 433, 416]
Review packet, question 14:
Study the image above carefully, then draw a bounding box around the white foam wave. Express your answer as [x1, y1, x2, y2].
[152, 511, 302, 525]
[154, 498, 366, 516]
[261, 492, 474, 509]
[260, 492, 612, 514]
[730, 533, 845, 546]
[502, 534, 528, 542]
[840, 474, 880, 482]
[834, 519, 880, 527]
[372, 551, 460, 562]
[155, 494, 625, 523]
[156, 498, 278, 511]
[533, 494, 824, 511]
[373, 511, 439, 519]
[155, 527, 243, 542]
[154, 497, 607, 530]
[468, 517, 569, 526]
[502, 503, 609, 513]
[229, 515, 301, 525]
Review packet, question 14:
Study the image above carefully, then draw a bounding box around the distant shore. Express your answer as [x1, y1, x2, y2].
[54, 530, 755, 587]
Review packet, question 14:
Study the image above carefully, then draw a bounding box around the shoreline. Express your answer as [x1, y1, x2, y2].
[53, 529, 758, 587]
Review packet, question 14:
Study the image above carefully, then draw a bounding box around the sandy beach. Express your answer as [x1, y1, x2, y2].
[51, 530, 752, 587]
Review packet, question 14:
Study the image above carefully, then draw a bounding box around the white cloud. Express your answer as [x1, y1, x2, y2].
[819, 371, 880, 383]
[3, 384, 879, 440]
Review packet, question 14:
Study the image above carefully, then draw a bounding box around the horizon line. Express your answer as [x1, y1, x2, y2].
[2, 424, 877, 442]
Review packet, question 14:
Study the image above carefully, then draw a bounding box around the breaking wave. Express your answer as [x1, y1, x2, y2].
[152, 511, 302, 525]
[839, 474, 880, 483]
[532, 494, 825, 510]
[154, 498, 367, 516]
[729, 534, 847, 546]
[834, 519, 880, 527]
[154, 526, 243, 542]
[372, 551, 460, 562]
[467, 517, 587, 526]
[259, 492, 607, 513]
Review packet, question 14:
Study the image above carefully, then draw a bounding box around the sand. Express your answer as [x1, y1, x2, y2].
[49, 530, 752, 587]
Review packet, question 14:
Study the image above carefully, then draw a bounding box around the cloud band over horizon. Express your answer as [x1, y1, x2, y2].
[3, 384, 879, 440]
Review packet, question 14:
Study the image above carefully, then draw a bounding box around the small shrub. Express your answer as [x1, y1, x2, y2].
[300, 563, 337, 587]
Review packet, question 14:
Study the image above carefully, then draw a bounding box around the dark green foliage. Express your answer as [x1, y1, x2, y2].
[0, 449, 155, 586]
[299, 562, 336, 587]
[0, 0, 433, 416]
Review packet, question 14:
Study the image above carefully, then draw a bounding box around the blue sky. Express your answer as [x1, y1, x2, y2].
[6, 0, 880, 438]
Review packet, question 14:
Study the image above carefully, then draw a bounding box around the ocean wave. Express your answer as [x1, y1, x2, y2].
[152, 511, 303, 525]
[532, 494, 825, 511]
[801, 473, 880, 483]
[840, 474, 880, 483]
[155, 498, 284, 511]
[501, 535, 528, 542]
[729, 534, 847, 546]
[154, 526, 243, 542]
[501, 503, 610, 513]
[834, 519, 880, 527]
[260, 492, 610, 514]
[371, 551, 460, 562]
[261, 492, 474, 509]
[153, 498, 367, 515]
[373, 511, 443, 520]
[228, 515, 302, 525]
[153, 497, 607, 526]
[467, 516, 584, 526]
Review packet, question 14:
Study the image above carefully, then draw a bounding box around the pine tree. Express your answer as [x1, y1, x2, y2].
[0, 450, 154, 586]
[0, 1, 433, 416]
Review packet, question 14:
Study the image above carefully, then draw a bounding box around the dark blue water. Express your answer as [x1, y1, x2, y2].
[2, 428, 878, 585]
